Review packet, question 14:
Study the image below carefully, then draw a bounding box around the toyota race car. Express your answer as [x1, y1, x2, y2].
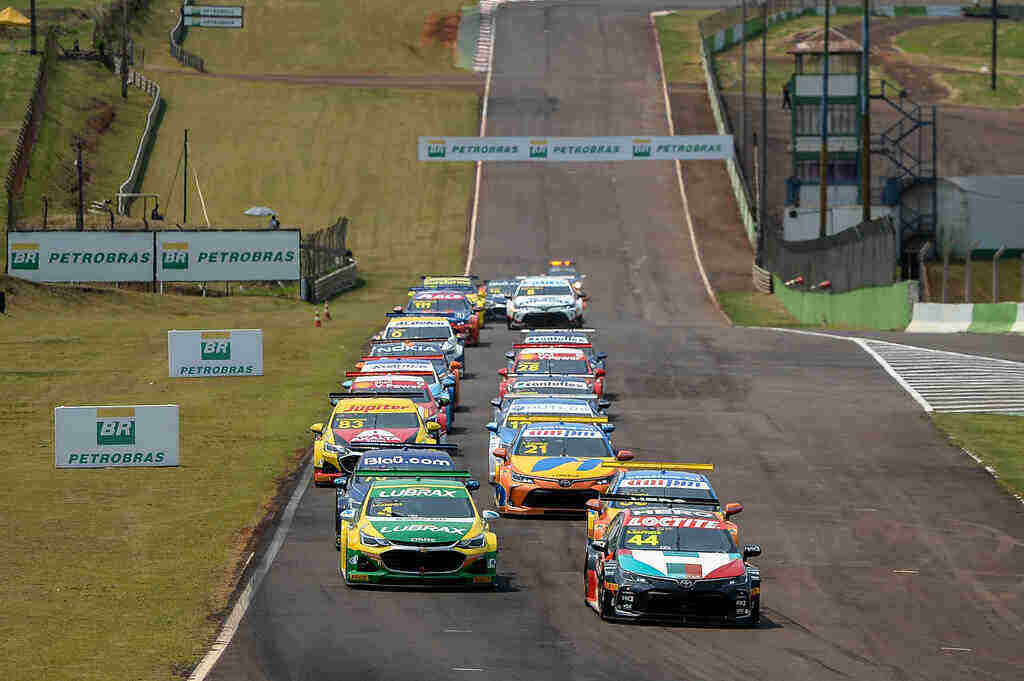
[491, 419, 634, 515]
[482, 279, 519, 320]
[377, 316, 465, 367]
[399, 292, 480, 346]
[514, 330, 606, 370]
[310, 397, 442, 486]
[506, 277, 584, 330]
[498, 348, 605, 398]
[413, 276, 486, 327]
[584, 504, 762, 624]
[338, 475, 499, 587]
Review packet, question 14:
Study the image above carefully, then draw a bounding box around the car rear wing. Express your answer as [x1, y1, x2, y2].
[386, 311, 456, 319]
[361, 355, 445, 362]
[507, 372, 597, 379]
[602, 462, 714, 472]
[345, 370, 435, 378]
[360, 469, 473, 479]
[520, 328, 597, 334]
[342, 440, 443, 452]
[513, 343, 593, 349]
[502, 392, 600, 401]
[369, 337, 451, 345]
[596, 493, 720, 506]
[504, 415, 609, 424]
[330, 390, 426, 406]
[344, 442, 460, 454]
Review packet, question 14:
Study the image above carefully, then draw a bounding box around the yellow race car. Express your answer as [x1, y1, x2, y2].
[310, 397, 442, 487]
[338, 473, 499, 587]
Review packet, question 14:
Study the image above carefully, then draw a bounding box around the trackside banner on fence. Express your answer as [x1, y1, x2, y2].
[55, 405, 179, 468]
[168, 329, 263, 377]
[156, 231, 299, 281]
[418, 136, 733, 161]
[8, 231, 154, 282]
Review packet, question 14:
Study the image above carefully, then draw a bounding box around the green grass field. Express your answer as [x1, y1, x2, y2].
[718, 290, 801, 327]
[0, 37, 39, 227]
[654, 11, 715, 83]
[932, 413, 1024, 498]
[922, 257, 1024, 303]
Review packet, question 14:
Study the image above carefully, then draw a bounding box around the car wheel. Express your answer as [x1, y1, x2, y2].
[597, 580, 614, 620]
[749, 598, 761, 627]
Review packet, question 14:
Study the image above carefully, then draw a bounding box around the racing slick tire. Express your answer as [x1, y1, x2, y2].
[596, 580, 615, 620]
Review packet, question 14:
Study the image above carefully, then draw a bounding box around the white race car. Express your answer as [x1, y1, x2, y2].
[506, 277, 584, 330]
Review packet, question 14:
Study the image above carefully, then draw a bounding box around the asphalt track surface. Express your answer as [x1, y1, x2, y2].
[209, 3, 1023, 679]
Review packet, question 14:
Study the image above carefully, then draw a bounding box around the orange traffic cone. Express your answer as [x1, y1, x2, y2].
[323, 301, 331, 322]
[314, 310, 322, 327]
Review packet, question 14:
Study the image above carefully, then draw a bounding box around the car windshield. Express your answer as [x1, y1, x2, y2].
[613, 477, 718, 501]
[424, 281, 475, 292]
[487, 283, 517, 295]
[514, 359, 590, 375]
[618, 525, 738, 553]
[366, 486, 475, 518]
[333, 412, 420, 429]
[515, 284, 573, 297]
[407, 298, 471, 314]
[385, 325, 451, 340]
[548, 267, 577, 276]
[514, 432, 611, 457]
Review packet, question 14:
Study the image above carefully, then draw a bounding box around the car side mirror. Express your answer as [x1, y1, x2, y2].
[482, 510, 499, 520]
[392, 305, 403, 313]
[493, 447, 509, 461]
[584, 499, 602, 512]
[341, 380, 353, 389]
[505, 351, 515, 360]
[615, 449, 634, 462]
[598, 399, 611, 409]
[485, 421, 498, 432]
[437, 396, 450, 406]
[743, 544, 762, 559]
[600, 423, 616, 433]
[310, 422, 325, 434]
[591, 539, 607, 553]
[339, 509, 356, 521]
[595, 352, 607, 360]
[426, 421, 442, 433]
[724, 502, 744, 518]
[451, 361, 462, 369]
[489, 398, 501, 407]
[465, 480, 481, 491]
[498, 368, 508, 377]
[594, 368, 606, 377]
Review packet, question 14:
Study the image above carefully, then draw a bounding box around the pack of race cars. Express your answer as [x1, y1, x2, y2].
[308, 262, 764, 625]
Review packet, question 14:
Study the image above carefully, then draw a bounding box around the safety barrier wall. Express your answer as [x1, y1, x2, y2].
[113, 63, 163, 215]
[773, 275, 915, 329]
[906, 302, 1024, 333]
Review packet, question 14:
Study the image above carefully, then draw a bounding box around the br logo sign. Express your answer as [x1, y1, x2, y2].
[96, 408, 136, 445]
[11, 243, 40, 270]
[162, 242, 189, 270]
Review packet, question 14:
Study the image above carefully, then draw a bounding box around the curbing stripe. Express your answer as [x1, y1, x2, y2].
[188, 462, 312, 681]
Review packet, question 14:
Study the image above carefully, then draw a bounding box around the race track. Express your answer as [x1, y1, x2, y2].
[207, 3, 1024, 679]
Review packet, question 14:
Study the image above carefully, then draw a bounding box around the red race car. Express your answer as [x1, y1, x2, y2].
[497, 348, 605, 398]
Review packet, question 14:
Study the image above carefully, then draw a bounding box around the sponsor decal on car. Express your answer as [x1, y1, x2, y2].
[350, 429, 404, 443]
[625, 516, 725, 529]
[375, 488, 458, 498]
[520, 427, 604, 438]
[362, 455, 452, 468]
[508, 402, 591, 415]
[619, 478, 711, 490]
[340, 402, 414, 413]
[518, 349, 587, 360]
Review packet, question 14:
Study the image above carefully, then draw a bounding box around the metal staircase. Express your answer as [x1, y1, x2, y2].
[870, 81, 937, 249]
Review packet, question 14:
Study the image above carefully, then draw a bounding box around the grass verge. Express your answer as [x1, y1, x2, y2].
[932, 413, 1024, 498]
[138, 77, 477, 238]
[654, 11, 715, 83]
[923, 258, 1024, 303]
[719, 290, 801, 327]
[15, 60, 153, 225]
[936, 71, 1024, 108]
[896, 19, 1024, 73]
[0, 38, 39, 228]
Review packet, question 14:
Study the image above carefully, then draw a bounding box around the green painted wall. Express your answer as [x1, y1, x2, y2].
[968, 303, 1018, 333]
[773, 276, 914, 330]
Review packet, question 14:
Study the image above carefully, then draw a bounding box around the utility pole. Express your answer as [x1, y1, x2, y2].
[992, 0, 998, 90]
[75, 139, 84, 231]
[862, 0, 871, 223]
[121, 0, 128, 99]
[740, 0, 747, 183]
[759, 0, 767, 239]
[819, 0, 831, 238]
[30, 0, 36, 54]
[183, 129, 189, 224]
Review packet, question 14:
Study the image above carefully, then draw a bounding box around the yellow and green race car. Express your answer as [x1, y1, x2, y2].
[310, 397, 442, 487]
[338, 473, 499, 587]
[411, 276, 486, 327]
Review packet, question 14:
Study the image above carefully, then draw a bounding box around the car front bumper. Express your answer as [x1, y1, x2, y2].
[342, 548, 497, 586]
[609, 578, 757, 623]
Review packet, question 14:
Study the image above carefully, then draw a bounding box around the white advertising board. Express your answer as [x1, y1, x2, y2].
[8, 231, 153, 282]
[156, 231, 299, 281]
[55, 405, 179, 468]
[184, 16, 243, 27]
[418, 136, 733, 161]
[168, 329, 263, 377]
[184, 5, 244, 16]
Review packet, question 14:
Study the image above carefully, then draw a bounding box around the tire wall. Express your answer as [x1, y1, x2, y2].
[773, 275, 915, 330]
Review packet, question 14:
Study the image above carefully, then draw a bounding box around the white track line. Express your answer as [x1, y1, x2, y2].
[188, 462, 312, 681]
[464, 2, 497, 276]
[651, 11, 730, 325]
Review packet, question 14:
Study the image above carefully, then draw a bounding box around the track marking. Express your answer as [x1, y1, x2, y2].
[464, 1, 496, 277]
[940, 647, 973, 653]
[188, 462, 312, 681]
[649, 11, 730, 326]
[893, 569, 920, 575]
[444, 628, 473, 633]
[452, 667, 486, 671]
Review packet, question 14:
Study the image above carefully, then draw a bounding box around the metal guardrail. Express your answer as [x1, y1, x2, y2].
[169, 2, 205, 72]
[114, 64, 163, 215]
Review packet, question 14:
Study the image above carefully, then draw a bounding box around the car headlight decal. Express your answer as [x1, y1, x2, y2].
[455, 533, 486, 549]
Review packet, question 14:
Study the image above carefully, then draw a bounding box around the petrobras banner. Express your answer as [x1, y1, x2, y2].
[8, 231, 153, 282]
[156, 231, 299, 281]
[55, 405, 179, 468]
[418, 136, 733, 161]
[168, 329, 263, 377]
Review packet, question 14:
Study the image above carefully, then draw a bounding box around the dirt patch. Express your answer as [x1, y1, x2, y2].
[422, 12, 461, 49]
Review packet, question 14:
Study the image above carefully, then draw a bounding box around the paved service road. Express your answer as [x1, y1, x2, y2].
[208, 3, 1023, 680]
